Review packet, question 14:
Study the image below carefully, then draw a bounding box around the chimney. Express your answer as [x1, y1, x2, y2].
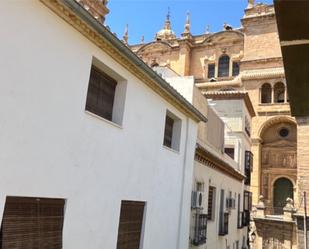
[76, 0, 109, 24]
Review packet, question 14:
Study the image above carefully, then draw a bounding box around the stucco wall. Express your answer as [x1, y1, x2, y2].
[0, 1, 199, 249]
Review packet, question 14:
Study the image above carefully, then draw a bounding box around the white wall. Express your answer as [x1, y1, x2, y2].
[0, 1, 198, 249]
[192, 160, 247, 249]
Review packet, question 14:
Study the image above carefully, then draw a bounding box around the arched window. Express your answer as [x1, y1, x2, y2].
[261, 83, 272, 103]
[218, 55, 230, 77]
[273, 178, 293, 214]
[274, 82, 285, 103]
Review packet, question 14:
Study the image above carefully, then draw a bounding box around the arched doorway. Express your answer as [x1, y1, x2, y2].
[273, 177, 293, 214]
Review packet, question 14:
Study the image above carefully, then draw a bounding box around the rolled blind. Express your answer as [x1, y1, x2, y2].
[0, 197, 65, 249]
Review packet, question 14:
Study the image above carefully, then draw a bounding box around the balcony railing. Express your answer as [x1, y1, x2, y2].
[193, 213, 207, 246]
[237, 211, 243, 229]
[242, 210, 250, 227]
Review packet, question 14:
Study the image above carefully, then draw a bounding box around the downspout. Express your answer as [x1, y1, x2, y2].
[176, 117, 191, 249]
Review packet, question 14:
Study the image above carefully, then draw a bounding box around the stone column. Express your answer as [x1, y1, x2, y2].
[296, 117, 309, 214]
[285, 87, 288, 103]
[178, 40, 191, 76]
[271, 87, 275, 103]
[251, 138, 262, 205]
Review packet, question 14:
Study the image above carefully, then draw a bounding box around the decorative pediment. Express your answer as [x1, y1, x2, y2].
[203, 30, 244, 45]
[136, 41, 173, 55]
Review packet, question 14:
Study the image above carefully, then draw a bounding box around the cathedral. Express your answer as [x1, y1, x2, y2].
[129, 0, 301, 248]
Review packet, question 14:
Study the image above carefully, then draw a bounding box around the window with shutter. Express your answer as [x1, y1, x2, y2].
[0, 196, 65, 249]
[86, 65, 117, 121]
[116, 201, 145, 249]
[207, 186, 216, 220]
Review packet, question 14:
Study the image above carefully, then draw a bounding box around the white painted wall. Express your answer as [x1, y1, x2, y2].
[192, 158, 247, 249]
[0, 1, 199, 249]
[164, 76, 248, 249]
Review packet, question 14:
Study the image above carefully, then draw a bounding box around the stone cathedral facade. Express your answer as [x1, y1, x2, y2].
[130, 1, 302, 248]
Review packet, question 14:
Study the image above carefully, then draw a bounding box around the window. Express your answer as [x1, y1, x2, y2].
[192, 214, 207, 246]
[243, 191, 252, 226]
[218, 55, 230, 77]
[225, 147, 235, 159]
[244, 151, 253, 185]
[116, 201, 145, 249]
[279, 127, 289, 138]
[235, 240, 239, 249]
[163, 111, 182, 151]
[208, 64, 215, 79]
[207, 186, 216, 220]
[219, 189, 229, 236]
[86, 65, 117, 121]
[0, 196, 65, 249]
[274, 82, 285, 103]
[232, 62, 240, 76]
[85, 59, 127, 126]
[261, 83, 272, 103]
[237, 193, 243, 229]
[245, 116, 251, 137]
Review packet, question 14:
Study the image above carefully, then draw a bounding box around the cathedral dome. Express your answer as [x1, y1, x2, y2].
[155, 28, 176, 41]
[155, 11, 176, 41]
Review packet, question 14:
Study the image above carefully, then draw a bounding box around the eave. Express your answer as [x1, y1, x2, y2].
[40, 0, 207, 123]
[195, 144, 245, 182]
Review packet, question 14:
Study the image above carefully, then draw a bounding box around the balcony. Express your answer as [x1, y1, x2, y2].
[192, 213, 207, 246]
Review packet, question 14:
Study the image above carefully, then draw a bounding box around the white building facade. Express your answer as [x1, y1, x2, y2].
[164, 76, 251, 249]
[0, 1, 206, 249]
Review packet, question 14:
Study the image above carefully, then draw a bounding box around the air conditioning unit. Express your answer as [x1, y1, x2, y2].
[191, 191, 204, 209]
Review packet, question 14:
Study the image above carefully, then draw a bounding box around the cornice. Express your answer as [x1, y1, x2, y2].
[195, 144, 245, 182]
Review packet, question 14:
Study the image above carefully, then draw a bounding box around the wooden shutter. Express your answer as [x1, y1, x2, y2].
[86, 65, 117, 121]
[116, 201, 145, 249]
[0, 197, 65, 249]
[163, 115, 174, 148]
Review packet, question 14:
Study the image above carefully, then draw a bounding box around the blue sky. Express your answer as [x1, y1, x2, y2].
[105, 0, 274, 45]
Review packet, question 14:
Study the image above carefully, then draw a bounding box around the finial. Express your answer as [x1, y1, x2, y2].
[181, 11, 191, 38]
[123, 24, 129, 45]
[247, 0, 255, 9]
[141, 35, 144, 44]
[164, 7, 171, 30]
[184, 11, 190, 33]
[167, 7, 170, 21]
